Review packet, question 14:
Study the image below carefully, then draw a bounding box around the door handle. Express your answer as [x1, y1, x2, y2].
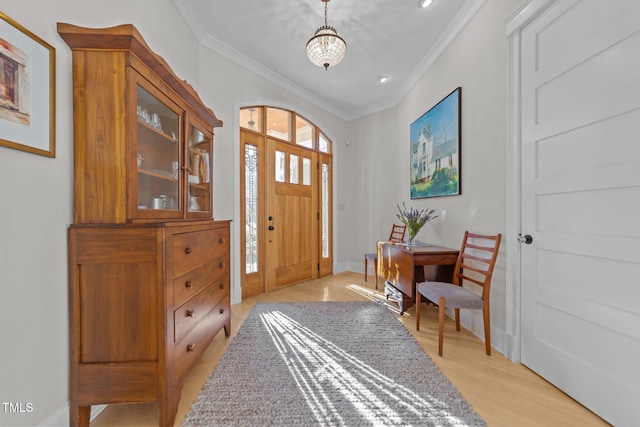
[517, 234, 533, 244]
[268, 225, 275, 231]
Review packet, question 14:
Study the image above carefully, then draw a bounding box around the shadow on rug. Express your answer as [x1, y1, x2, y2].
[183, 301, 485, 426]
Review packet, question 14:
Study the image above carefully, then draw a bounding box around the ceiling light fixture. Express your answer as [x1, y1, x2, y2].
[306, 0, 347, 70]
[378, 75, 389, 83]
[419, 0, 434, 8]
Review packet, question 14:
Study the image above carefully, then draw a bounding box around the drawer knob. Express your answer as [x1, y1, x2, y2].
[186, 309, 195, 317]
[185, 247, 192, 255]
[219, 308, 225, 314]
[219, 283, 225, 290]
[219, 262, 225, 268]
[185, 280, 193, 289]
[218, 237, 225, 244]
[187, 343, 196, 352]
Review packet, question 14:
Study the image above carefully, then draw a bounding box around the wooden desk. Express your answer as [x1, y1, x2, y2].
[378, 241, 459, 313]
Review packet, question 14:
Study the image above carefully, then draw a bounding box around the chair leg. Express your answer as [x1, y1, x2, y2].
[364, 257, 368, 282]
[455, 308, 460, 331]
[416, 291, 421, 331]
[374, 258, 378, 289]
[438, 297, 446, 356]
[483, 308, 492, 356]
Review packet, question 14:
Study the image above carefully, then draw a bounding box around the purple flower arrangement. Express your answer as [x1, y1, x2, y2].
[396, 202, 438, 243]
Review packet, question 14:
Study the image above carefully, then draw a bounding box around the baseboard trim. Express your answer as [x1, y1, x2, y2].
[40, 403, 106, 427]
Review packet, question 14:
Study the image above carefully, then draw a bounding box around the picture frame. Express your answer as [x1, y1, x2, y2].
[0, 12, 56, 157]
[410, 87, 461, 199]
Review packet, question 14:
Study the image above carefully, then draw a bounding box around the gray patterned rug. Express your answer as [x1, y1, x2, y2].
[183, 301, 485, 426]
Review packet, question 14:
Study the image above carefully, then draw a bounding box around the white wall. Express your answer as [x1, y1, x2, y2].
[342, 0, 522, 350]
[0, 1, 346, 425]
[0, 0, 521, 424]
[0, 2, 201, 425]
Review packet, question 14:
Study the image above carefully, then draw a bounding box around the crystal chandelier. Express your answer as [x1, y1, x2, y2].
[306, 0, 347, 70]
[247, 108, 256, 130]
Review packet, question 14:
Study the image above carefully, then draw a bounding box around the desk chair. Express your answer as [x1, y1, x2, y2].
[416, 231, 501, 356]
[364, 224, 406, 288]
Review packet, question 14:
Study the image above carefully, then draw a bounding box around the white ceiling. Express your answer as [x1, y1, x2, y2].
[174, 0, 485, 120]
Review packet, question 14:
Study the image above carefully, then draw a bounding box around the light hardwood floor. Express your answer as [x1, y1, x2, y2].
[91, 272, 609, 426]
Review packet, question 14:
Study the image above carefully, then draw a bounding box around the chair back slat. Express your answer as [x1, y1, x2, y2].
[453, 231, 502, 298]
[457, 273, 485, 287]
[460, 253, 492, 265]
[465, 244, 496, 253]
[458, 263, 489, 276]
[389, 224, 406, 243]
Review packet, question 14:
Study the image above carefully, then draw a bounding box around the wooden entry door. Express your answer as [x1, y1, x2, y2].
[265, 138, 319, 292]
[517, 1, 640, 425]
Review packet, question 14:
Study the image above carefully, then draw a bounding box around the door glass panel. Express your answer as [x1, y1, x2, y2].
[136, 85, 180, 210]
[322, 163, 330, 258]
[303, 157, 311, 186]
[275, 150, 286, 182]
[319, 132, 330, 153]
[245, 144, 259, 274]
[240, 107, 263, 132]
[187, 124, 211, 212]
[295, 115, 314, 148]
[289, 154, 299, 184]
[266, 108, 291, 141]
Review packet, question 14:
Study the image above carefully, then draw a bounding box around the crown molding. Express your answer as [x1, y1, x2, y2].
[347, 0, 487, 121]
[173, 0, 207, 41]
[175, 0, 486, 122]
[202, 33, 350, 119]
[398, 0, 487, 103]
[174, 0, 349, 119]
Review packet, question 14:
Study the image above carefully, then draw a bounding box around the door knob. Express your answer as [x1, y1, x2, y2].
[517, 234, 533, 244]
[268, 225, 275, 231]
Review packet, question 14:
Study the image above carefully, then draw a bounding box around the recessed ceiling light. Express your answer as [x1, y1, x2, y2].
[378, 75, 389, 83]
[419, 0, 434, 8]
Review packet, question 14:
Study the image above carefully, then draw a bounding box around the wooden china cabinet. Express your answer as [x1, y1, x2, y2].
[59, 23, 230, 427]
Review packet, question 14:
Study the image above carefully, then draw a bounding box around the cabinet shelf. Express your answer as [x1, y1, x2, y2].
[138, 119, 179, 144]
[189, 182, 209, 191]
[138, 168, 177, 182]
[190, 140, 209, 150]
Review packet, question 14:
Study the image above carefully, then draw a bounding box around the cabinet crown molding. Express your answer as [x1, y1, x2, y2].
[57, 22, 222, 128]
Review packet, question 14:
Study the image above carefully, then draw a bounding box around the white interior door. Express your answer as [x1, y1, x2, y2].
[519, 1, 640, 425]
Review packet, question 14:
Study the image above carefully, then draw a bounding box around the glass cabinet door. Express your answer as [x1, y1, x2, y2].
[134, 84, 182, 218]
[186, 120, 213, 216]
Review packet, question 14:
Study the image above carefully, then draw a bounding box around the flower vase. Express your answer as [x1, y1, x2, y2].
[407, 227, 421, 246]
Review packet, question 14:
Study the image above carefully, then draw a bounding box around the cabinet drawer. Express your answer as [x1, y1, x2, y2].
[174, 296, 230, 382]
[174, 281, 227, 343]
[172, 228, 229, 277]
[173, 256, 229, 308]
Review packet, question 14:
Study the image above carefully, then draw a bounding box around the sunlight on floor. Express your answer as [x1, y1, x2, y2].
[260, 310, 467, 426]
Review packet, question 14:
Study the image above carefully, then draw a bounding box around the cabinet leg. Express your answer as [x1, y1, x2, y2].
[70, 405, 90, 427]
[224, 319, 231, 337]
[159, 396, 179, 427]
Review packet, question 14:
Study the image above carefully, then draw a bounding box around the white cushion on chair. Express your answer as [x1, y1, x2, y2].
[364, 253, 377, 261]
[418, 281, 483, 309]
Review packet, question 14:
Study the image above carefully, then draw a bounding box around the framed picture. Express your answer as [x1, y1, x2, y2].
[0, 12, 55, 157]
[410, 87, 461, 199]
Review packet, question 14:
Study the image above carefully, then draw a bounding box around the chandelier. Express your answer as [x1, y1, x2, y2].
[306, 0, 347, 70]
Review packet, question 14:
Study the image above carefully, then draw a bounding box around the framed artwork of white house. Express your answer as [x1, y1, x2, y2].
[410, 87, 460, 199]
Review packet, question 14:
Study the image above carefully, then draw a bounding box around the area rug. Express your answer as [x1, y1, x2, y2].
[183, 301, 485, 426]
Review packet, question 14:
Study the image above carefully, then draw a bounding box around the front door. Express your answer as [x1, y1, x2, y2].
[518, 1, 640, 425]
[265, 138, 318, 292]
